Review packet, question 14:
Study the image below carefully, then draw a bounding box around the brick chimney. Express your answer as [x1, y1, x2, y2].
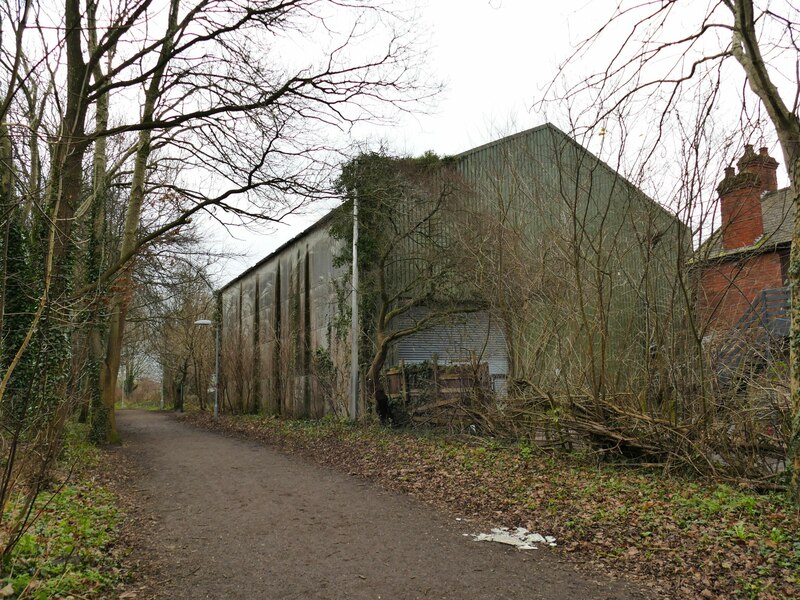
[717, 145, 779, 251]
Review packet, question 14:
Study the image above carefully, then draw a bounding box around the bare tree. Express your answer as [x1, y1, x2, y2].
[156, 279, 215, 413]
[1, 0, 429, 423]
[547, 0, 800, 499]
[0, 0, 431, 561]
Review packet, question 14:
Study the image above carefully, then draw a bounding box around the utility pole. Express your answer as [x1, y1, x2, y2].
[350, 184, 359, 422]
[214, 321, 220, 420]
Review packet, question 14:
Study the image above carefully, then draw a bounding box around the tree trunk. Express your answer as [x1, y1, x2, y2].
[97, 0, 181, 442]
[82, 0, 110, 429]
[789, 177, 800, 504]
[367, 335, 390, 423]
[728, 0, 800, 504]
[0, 122, 14, 340]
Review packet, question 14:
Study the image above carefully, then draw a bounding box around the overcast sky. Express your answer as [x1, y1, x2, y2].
[370, 0, 584, 155]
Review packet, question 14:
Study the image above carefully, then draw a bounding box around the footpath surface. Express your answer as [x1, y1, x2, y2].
[115, 410, 651, 599]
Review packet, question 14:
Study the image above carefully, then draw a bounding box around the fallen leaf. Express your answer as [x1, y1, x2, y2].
[0, 584, 13, 598]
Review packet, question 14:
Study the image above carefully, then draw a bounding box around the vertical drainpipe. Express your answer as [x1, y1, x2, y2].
[303, 248, 311, 416]
[214, 315, 220, 420]
[273, 265, 282, 415]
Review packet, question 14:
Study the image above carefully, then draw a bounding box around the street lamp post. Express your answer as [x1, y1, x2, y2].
[194, 319, 220, 419]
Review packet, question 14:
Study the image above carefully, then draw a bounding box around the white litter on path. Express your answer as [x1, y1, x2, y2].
[467, 527, 557, 550]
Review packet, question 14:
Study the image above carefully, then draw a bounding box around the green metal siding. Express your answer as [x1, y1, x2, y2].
[450, 125, 690, 395]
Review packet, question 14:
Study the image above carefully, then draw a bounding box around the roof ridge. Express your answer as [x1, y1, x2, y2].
[452, 123, 556, 160]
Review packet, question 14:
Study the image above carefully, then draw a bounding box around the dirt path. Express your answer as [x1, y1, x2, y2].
[116, 410, 651, 599]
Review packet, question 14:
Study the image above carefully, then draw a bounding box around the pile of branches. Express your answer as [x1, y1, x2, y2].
[462, 380, 790, 490]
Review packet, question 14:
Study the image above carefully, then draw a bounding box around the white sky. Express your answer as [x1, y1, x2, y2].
[208, 0, 792, 286]
[369, 0, 582, 155]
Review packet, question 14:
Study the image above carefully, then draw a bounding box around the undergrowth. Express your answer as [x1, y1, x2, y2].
[0, 423, 125, 599]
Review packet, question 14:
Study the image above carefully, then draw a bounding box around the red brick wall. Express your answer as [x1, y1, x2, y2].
[698, 252, 783, 332]
[742, 161, 778, 195]
[719, 184, 764, 250]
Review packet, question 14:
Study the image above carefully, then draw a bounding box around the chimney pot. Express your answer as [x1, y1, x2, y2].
[736, 143, 779, 194]
[724, 166, 735, 178]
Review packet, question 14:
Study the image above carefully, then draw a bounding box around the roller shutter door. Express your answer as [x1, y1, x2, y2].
[393, 308, 508, 391]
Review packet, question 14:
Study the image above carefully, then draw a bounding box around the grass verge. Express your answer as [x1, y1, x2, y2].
[183, 412, 800, 600]
[0, 423, 126, 599]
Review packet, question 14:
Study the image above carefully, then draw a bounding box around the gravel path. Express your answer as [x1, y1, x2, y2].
[117, 410, 651, 599]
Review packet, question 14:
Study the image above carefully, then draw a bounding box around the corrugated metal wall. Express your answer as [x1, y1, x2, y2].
[450, 124, 689, 395]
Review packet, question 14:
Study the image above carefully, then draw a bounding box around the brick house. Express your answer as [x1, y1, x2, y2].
[696, 145, 792, 369]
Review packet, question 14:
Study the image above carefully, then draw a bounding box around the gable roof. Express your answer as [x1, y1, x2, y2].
[454, 123, 682, 228]
[698, 188, 793, 260]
